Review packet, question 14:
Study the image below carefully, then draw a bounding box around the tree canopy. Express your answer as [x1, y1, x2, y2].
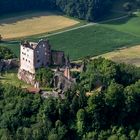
[0, 58, 140, 139]
[0, 46, 16, 60]
[0, 0, 113, 21]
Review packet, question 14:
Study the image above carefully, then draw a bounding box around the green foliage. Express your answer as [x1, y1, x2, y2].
[76, 109, 86, 135]
[0, 58, 140, 139]
[105, 82, 124, 108]
[35, 68, 53, 87]
[0, 0, 113, 21]
[0, 46, 15, 60]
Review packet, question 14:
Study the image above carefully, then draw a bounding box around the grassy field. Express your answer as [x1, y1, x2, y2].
[102, 12, 140, 36]
[0, 11, 80, 39]
[1, 24, 140, 60]
[0, 69, 29, 88]
[97, 45, 140, 67]
[48, 25, 140, 60]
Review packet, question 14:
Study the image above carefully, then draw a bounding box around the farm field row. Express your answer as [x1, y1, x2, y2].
[97, 45, 140, 67]
[102, 12, 140, 37]
[2, 24, 140, 60]
[0, 11, 80, 39]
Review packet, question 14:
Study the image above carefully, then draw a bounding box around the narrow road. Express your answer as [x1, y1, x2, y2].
[39, 15, 129, 38]
[8, 14, 129, 43]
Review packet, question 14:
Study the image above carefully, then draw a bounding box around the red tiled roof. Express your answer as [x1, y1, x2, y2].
[26, 87, 40, 94]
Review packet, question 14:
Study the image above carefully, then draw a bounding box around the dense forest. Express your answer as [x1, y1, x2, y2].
[0, 0, 113, 21]
[0, 58, 140, 139]
[0, 0, 140, 21]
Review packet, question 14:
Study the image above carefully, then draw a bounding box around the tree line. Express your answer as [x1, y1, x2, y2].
[0, 0, 140, 21]
[0, 46, 16, 60]
[0, 58, 140, 139]
[0, 0, 113, 21]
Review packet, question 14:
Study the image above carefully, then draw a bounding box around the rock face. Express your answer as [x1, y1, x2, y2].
[0, 59, 19, 71]
[18, 69, 35, 85]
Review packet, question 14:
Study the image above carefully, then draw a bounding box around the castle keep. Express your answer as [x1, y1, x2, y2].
[18, 39, 65, 85]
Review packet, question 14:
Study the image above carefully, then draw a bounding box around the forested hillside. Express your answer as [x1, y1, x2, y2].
[0, 58, 140, 139]
[0, 0, 112, 21]
[1, 0, 140, 21]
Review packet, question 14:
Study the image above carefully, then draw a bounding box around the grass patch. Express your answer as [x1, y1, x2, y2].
[47, 25, 140, 60]
[102, 12, 140, 36]
[97, 45, 140, 67]
[0, 69, 29, 88]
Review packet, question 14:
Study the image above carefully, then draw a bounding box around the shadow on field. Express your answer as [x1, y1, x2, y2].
[102, 14, 138, 25]
[0, 11, 63, 26]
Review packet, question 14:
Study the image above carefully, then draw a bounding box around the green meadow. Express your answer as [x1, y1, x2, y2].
[102, 12, 140, 36]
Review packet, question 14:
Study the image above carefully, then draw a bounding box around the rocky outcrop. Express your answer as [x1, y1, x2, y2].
[18, 69, 35, 85]
[0, 59, 19, 71]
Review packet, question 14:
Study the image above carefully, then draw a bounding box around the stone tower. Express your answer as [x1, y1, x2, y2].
[64, 55, 71, 80]
[64, 66, 70, 80]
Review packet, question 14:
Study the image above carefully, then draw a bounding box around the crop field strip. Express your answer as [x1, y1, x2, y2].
[0, 11, 79, 39]
[95, 45, 140, 67]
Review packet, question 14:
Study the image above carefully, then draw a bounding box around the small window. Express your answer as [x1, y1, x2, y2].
[37, 60, 40, 63]
[23, 58, 24, 60]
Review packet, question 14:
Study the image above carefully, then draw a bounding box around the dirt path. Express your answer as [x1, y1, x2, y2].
[39, 15, 129, 38]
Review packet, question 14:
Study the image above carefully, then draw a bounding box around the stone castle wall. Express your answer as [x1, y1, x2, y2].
[52, 50, 65, 66]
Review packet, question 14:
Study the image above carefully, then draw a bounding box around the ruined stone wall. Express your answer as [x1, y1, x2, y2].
[35, 40, 52, 68]
[53, 71, 75, 91]
[52, 50, 65, 66]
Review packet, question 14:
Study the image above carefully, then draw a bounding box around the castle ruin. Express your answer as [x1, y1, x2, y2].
[18, 39, 65, 85]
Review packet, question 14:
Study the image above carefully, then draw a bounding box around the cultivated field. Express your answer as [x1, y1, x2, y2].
[0, 11, 79, 39]
[1, 24, 140, 60]
[102, 12, 140, 36]
[1, 11, 140, 61]
[97, 45, 140, 67]
[47, 25, 140, 60]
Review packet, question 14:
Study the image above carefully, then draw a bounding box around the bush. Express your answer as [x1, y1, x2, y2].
[0, 46, 15, 59]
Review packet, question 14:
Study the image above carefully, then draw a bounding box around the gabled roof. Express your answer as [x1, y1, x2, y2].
[26, 87, 41, 94]
[21, 39, 50, 50]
